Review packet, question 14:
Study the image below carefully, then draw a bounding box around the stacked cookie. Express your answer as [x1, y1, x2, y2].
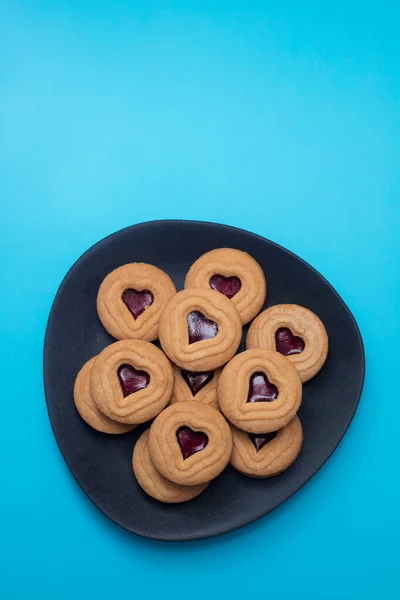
[74, 249, 328, 503]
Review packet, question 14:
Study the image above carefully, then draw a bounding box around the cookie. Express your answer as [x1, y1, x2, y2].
[74, 357, 135, 434]
[159, 288, 242, 371]
[184, 248, 266, 325]
[97, 263, 176, 341]
[230, 415, 303, 477]
[148, 401, 232, 486]
[132, 430, 208, 503]
[218, 349, 302, 433]
[170, 363, 221, 410]
[246, 304, 328, 382]
[90, 339, 173, 424]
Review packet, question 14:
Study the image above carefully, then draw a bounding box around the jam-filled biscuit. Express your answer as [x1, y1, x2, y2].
[90, 339, 173, 424]
[185, 248, 266, 325]
[170, 364, 221, 410]
[97, 263, 176, 342]
[230, 415, 303, 477]
[132, 430, 208, 503]
[218, 349, 302, 433]
[74, 357, 135, 434]
[159, 288, 242, 371]
[246, 304, 328, 382]
[148, 401, 232, 486]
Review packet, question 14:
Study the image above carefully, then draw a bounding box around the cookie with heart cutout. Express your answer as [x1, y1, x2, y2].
[90, 339, 173, 424]
[132, 430, 208, 503]
[148, 401, 232, 486]
[97, 263, 176, 341]
[230, 415, 303, 477]
[158, 288, 242, 372]
[184, 248, 267, 325]
[218, 349, 302, 433]
[74, 356, 135, 434]
[169, 363, 221, 410]
[246, 304, 328, 382]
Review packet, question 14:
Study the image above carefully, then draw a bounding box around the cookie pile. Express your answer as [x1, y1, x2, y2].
[74, 248, 328, 503]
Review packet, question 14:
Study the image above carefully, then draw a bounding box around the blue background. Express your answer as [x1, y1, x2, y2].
[1, 1, 399, 598]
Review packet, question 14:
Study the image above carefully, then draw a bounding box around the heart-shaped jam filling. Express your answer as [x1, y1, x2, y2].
[187, 310, 218, 344]
[181, 370, 214, 396]
[275, 327, 305, 356]
[122, 288, 154, 319]
[247, 372, 279, 403]
[117, 364, 150, 397]
[248, 431, 277, 452]
[209, 274, 242, 299]
[176, 426, 209, 460]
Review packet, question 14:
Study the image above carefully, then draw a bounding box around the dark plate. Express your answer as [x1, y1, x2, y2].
[44, 220, 364, 541]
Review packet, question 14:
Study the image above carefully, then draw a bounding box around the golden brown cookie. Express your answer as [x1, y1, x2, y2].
[230, 415, 303, 477]
[246, 304, 328, 382]
[185, 248, 266, 325]
[158, 288, 242, 371]
[170, 364, 221, 410]
[97, 263, 176, 342]
[148, 401, 232, 486]
[90, 339, 173, 424]
[74, 357, 135, 434]
[132, 430, 208, 503]
[218, 349, 302, 433]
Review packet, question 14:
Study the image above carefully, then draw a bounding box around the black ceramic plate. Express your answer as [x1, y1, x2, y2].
[44, 220, 364, 541]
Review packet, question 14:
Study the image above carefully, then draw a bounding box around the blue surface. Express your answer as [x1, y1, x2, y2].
[1, 2, 399, 598]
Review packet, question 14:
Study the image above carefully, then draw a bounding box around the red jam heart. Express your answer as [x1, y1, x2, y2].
[275, 327, 305, 356]
[122, 289, 154, 319]
[247, 372, 279, 403]
[248, 431, 277, 452]
[176, 426, 209, 460]
[209, 274, 242, 299]
[187, 310, 218, 344]
[181, 370, 214, 396]
[117, 364, 150, 397]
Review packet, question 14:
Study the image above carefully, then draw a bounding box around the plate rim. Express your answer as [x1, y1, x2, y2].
[43, 219, 365, 541]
